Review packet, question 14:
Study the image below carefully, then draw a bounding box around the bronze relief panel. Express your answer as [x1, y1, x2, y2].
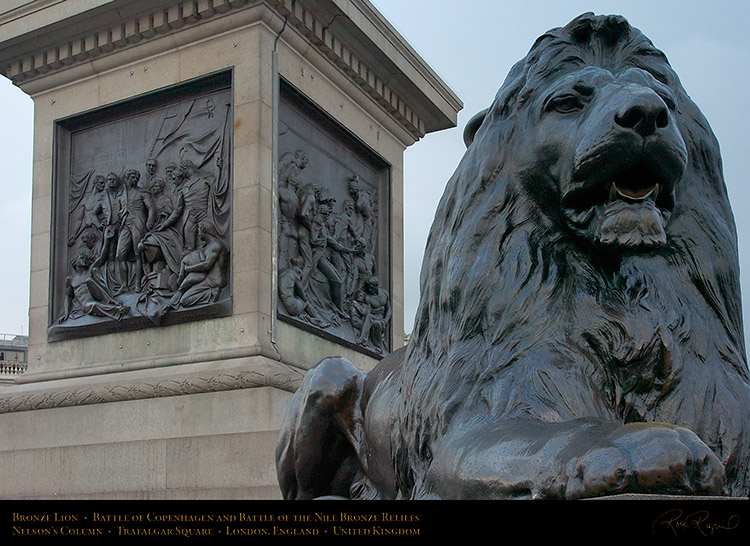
[277, 82, 391, 357]
[49, 72, 233, 341]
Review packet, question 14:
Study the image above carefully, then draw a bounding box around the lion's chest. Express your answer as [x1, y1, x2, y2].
[573, 291, 675, 419]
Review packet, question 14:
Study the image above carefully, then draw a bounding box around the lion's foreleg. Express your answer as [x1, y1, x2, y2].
[275, 357, 366, 499]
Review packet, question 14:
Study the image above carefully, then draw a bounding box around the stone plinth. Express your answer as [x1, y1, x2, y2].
[0, 0, 460, 499]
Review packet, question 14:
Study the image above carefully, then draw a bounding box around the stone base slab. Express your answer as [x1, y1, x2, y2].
[0, 385, 291, 499]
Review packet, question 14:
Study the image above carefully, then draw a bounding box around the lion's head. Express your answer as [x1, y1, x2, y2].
[463, 14, 696, 252]
[394, 13, 749, 496]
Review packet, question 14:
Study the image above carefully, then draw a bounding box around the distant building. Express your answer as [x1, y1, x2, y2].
[0, 333, 28, 383]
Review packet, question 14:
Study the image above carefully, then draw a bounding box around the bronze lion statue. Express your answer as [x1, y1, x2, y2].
[276, 13, 750, 499]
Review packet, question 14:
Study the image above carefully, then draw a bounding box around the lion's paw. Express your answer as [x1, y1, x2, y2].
[565, 423, 726, 499]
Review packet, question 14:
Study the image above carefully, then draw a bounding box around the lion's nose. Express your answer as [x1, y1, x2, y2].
[614, 92, 670, 137]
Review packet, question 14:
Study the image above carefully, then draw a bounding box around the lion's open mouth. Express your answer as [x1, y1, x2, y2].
[568, 157, 674, 206]
[564, 161, 671, 215]
[562, 158, 678, 250]
[610, 166, 660, 203]
[613, 182, 658, 202]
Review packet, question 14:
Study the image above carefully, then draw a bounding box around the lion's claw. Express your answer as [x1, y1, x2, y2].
[566, 424, 726, 499]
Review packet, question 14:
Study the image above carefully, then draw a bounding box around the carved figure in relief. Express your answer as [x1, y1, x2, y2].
[59, 249, 129, 323]
[171, 158, 212, 251]
[142, 158, 158, 190]
[165, 161, 180, 196]
[79, 227, 101, 255]
[309, 192, 356, 320]
[276, 13, 750, 500]
[279, 257, 329, 328]
[293, 181, 319, 293]
[348, 175, 376, 252]
[93, 172, 124, 271]
[348, 290, 372, 346]
[115, 168, 156, 293]
[329, 199, 363, 299]
[68, 174, 107, 247]
[168, 221, 229, 308]
[351, 244, 376, 298]
[138, 176, 183, 289]
[363, 276, 390, 353]
[279, 150, 309, 191]
[278, 150, 308, 269]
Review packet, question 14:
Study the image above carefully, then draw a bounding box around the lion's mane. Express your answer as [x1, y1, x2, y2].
[394, 14, 749, 496]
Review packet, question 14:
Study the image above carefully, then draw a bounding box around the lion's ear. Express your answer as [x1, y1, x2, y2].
[463, 108, 488, 147]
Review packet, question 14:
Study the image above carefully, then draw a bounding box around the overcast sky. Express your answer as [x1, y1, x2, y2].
[1, 1, 749, 347]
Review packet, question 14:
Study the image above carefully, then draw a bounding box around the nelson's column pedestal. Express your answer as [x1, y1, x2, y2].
[0, 0, 460, 499]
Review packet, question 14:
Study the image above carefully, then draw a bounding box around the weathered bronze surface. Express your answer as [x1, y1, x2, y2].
[276, 14, 750, 499]
[276, 82, 391, 356]
[49, 72, 232, 341]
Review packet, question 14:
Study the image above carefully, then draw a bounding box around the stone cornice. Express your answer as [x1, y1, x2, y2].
[0, 357, 304, 414]
[0, 0, 247, 82]
[0, 0, 460, 140]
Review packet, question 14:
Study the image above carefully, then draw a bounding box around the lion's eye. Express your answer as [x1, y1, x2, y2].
[545, 94, 584, 114]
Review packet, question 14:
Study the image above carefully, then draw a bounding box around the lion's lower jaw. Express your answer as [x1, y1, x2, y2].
[589, 199, 668, 250]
